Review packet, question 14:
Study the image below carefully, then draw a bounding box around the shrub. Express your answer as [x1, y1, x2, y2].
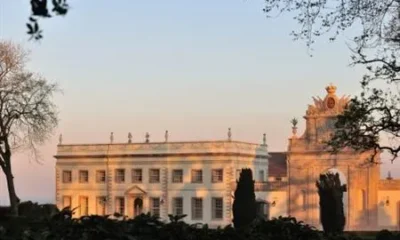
[316, 172, 347, 235]
[376, 230, 393, 240]
[232, 168, 257, 229]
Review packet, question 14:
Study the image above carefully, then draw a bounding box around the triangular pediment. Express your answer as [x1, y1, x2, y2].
[125, 185, 147, 195]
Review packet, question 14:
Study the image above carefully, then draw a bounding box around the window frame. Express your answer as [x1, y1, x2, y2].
[172, 169, 183, 183]
[191, 197, 203, 220]
[212, 197, 224, 220]
[172, 197, 183, 216]
[96, 170, 106, 183]
[259, 170, 265, 182]
[149, 169, 160, 183]
[96, 196, 107, 215]
[191, 169, 203, 183]
[150, 197, 160, 217]
[62, 195, 72, 209]
[131, 168, 143, 183]
[115, 196, 125, 215]
[79, 196, 89, 216]
[211, 169, 224, 183]
[62, 170, 72, 183]
[115, 169, 125, 183]
[79, 170, 89, 183]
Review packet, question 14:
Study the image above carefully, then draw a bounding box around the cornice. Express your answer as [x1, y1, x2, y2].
[55, 152, 269, 160]
[55, 140, 269, 159]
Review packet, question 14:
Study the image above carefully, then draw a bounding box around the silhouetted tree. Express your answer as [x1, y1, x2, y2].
[0, 41, 60, 215]
[316, 172, 347, 235]
[232, 168, 256, 228]
[263, 0, 400, 162]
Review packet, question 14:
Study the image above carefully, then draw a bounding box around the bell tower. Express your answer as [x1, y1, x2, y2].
[287, 84, 380, 231]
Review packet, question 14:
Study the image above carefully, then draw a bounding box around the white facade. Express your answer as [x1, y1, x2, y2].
[55, 85, 400, 230]
[55, 141, 278, 226]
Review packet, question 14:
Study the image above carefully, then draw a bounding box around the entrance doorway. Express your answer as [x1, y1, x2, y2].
[134, 197, 143, 217]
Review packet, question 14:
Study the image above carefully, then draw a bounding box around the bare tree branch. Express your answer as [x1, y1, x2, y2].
[0, 40, 60, 215]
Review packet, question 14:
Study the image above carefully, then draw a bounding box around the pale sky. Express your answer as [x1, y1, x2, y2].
[0, 0, 399, 205]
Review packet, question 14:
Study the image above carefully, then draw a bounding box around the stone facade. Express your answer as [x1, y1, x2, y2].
[54, 85, 400, 230]
[55, 141, 273, 227]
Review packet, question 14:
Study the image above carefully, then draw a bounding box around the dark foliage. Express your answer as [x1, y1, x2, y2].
[326, 86, 400, 162]
[263, 0, 400, 163]
[316, 173, 347, 235]
[28, 0, 69, 40]
[376, 230, 394, 240]
[0, 208, 325, 240]
[232, 168, 257, 229]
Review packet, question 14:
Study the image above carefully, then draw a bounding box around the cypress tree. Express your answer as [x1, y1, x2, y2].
[316, 172, 347, 235]
[232, 168, 256, 228]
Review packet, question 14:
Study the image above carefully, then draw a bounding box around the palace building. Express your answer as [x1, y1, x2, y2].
[54, 85, 400, 230]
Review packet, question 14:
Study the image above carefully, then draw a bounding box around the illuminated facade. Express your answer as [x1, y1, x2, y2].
[54, 85, 400, 230]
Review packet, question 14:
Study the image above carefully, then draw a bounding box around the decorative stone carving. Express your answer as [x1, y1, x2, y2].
[165, 130, 169, 142]
[58, 134, 63, 145]
[145, 132, 150, 143]
[228, 128, 232, 141]
[305, 84, 350, 117]
[263, 133, 267, 146]
[128, 132, 132, 143]
[110, 132, 114, 144]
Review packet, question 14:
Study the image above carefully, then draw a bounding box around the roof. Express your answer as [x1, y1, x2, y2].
[268, 152, 287, 177]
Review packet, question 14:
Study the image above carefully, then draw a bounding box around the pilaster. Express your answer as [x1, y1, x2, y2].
[161, 167, 168, 219]
[224, 167, 233, 221]
[55, 167, 61, 209]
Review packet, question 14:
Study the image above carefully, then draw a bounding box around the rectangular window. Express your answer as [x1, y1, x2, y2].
[149, 169, 160, 183]
[172, 169, 183, 183]
[191, 197, 203, 220]
[79, 196, 89, 216]
[62, 170, 72, 183]
[191, 170, 203, 183]
[172, 197, 183, 216]
[79, 170, 89, 183]
[96, 196, 107, 215]
[63, 196, 72, 209]
[96, 170, 106, 183]
[115, 169, 125, 183]
[131, 169, 142, 183]
[115, 197, 125, 215]
[150, 198, 160, 217]
[212, 169, 223, 183]
[259, 170, 265, 182]
[212, 197, 223, 220]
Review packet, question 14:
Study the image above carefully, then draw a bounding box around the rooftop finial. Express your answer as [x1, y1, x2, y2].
[325, 83, 337, 94]
[263, 133, 266, 146]
[128, 132, 132, 143]
[165, 130, 169, 142]
[58, 134, 63, 145]
[145, 132, 150, 143]
[110, 132, 114, 143]
[291, 118, 298, 136]
[228, 128, 232, 141]
[387, 171, 393, 180]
